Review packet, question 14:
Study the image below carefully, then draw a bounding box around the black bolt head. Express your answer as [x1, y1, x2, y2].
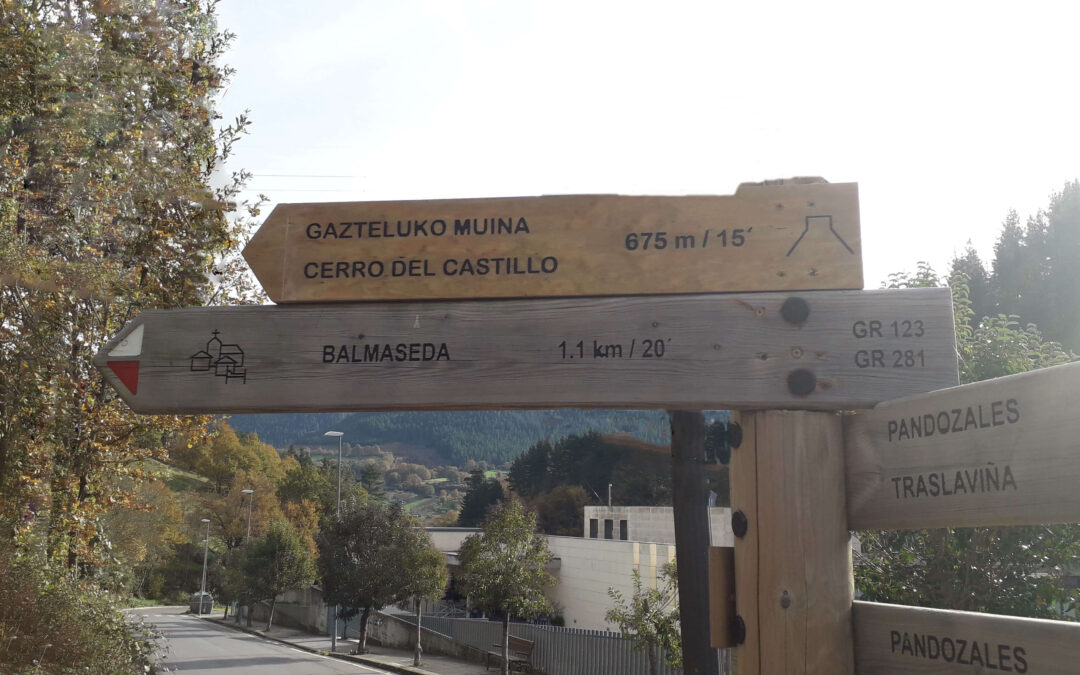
[732, 615, 747, 645]
[787, 368, 817, 396]
[727, 422, 743, 450]
[780, 297, 811, 325]
[732, 510, 748, 538]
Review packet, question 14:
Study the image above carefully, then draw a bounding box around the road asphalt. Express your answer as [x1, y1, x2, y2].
[127, 606, 392, 674]
[126, 606, 489, 675]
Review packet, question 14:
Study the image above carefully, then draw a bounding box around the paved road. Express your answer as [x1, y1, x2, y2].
[128, 607, 391, 674]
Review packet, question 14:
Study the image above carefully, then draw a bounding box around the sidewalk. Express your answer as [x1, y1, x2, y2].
[201, 615, 489, 675]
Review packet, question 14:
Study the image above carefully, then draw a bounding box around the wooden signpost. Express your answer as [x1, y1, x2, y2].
[730, 411, 856, 675]
[93, 288, 957, 414]
[845, 362, 1080, 530]
[242, 182, 863, 303]
[854, 601, 1080, 674]
[103, 177, 1080, 675]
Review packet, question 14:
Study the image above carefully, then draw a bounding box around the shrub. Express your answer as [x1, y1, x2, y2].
[0, 543, 160, 674]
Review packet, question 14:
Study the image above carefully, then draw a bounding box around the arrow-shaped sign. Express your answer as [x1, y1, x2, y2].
[93, 288, 956, 414]
[854, 601, 1079, 674]
[242, 182, 863, 303]
[845, 361, 1080, 530]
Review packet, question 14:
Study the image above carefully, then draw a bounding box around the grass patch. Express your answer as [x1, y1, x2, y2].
[122, 596, 175, 608]
[144, 459, 210, 492]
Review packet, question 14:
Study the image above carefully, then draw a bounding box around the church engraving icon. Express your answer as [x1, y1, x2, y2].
[190, 329, 247, 383]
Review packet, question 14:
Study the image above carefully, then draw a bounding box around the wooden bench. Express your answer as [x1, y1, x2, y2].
[485, 635, 535, 672]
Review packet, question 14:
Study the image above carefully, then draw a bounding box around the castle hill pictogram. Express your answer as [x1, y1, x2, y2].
[786, 215, 856, 257]
[189, 329, 247, 383]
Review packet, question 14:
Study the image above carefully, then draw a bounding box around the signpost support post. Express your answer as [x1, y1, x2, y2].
[670, 410, 720, 675]
[731, 411, 854, 675]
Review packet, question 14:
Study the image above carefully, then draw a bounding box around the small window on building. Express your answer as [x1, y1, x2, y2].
[604, 519, 614, 539]
[589, 518, 598, 538]
[620, 520, 628, 540]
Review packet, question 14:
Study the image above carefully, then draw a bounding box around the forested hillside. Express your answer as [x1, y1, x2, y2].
[228, 409, 704, 466]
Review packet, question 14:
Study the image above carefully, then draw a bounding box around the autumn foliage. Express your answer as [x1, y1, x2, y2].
[1, 0, 261, 670]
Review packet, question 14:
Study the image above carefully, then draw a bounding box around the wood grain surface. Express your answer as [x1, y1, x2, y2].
[845, 362, 1080, 530]
[854, 601, 1080, 674]
[754, 412, 854, 675]
[731, 412, 760, 675]
[242, 183, 862, 303]
[93, 288, 957, 414]
[709, 546, 736, 649]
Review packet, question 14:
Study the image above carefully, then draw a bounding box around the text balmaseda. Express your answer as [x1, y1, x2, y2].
[323, 343, 451, 363]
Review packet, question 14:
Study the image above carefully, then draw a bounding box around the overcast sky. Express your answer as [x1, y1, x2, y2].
[215, 0, 1079, 288]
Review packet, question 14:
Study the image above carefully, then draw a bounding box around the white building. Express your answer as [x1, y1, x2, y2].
[426, 506, 734, 631]
[583, 505, 734, 546]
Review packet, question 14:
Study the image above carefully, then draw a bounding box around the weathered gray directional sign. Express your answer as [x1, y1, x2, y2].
[845, 362, 1080, 530]
[93, 288, 957, 414]
[854, 601, 1078, 674]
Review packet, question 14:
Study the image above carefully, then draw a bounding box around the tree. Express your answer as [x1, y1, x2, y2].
[157, 541, 216, 606]
[214, 546, 251, 624]
[981, 183, 1080, 352]
[245, 520, 315, 631]
[457, 470, 505, 527]
[458, 500, 554, 675]
[206, 469, 283, 552]
[532, 485, 589, 536]
[317, 501, 443, 654]
[508, 439, 552, 497]
[360, 462, 386, 500]
[857, 265, 1079, 618]
[101, 480, 186, 598]
[949, 243, 993, 324]
[1041, 181, 1080, 351]
[0, 0, 262, 575]
[282, 499, 321, 560]
[178, 423, 268, 495]
[237, 431, 287, 483]
[606, 562, 682, 675]
[397, 530, 449, 667]
[277, 458, 333, 510]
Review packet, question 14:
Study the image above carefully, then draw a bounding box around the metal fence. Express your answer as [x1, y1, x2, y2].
[390, 612, 731, 675]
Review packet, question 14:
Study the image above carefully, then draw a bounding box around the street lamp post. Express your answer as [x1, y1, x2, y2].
[241, 489, 255, 543]
[199, 518, 211, 614]
[324, 431, 344, 516]
[323, 430, 344, 651]
[238, 489, 255, 625]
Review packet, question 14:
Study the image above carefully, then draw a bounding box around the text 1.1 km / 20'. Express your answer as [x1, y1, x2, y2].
[557, 338, 671, 360]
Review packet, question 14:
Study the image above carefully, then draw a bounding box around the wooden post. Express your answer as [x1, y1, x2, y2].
[708, 546, 736, 648]
[731, 411, 854, 675]
[670, 410, 720, 675]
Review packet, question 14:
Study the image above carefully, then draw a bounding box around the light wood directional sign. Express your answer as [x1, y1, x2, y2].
[242, 182, 862, 303]
[93, 288, 955, 414]
[854, 600, 1078, 674]
[845, 362, 1080, 530]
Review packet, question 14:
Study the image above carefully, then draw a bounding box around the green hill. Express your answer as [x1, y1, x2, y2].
[226, 410, 727, 466]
